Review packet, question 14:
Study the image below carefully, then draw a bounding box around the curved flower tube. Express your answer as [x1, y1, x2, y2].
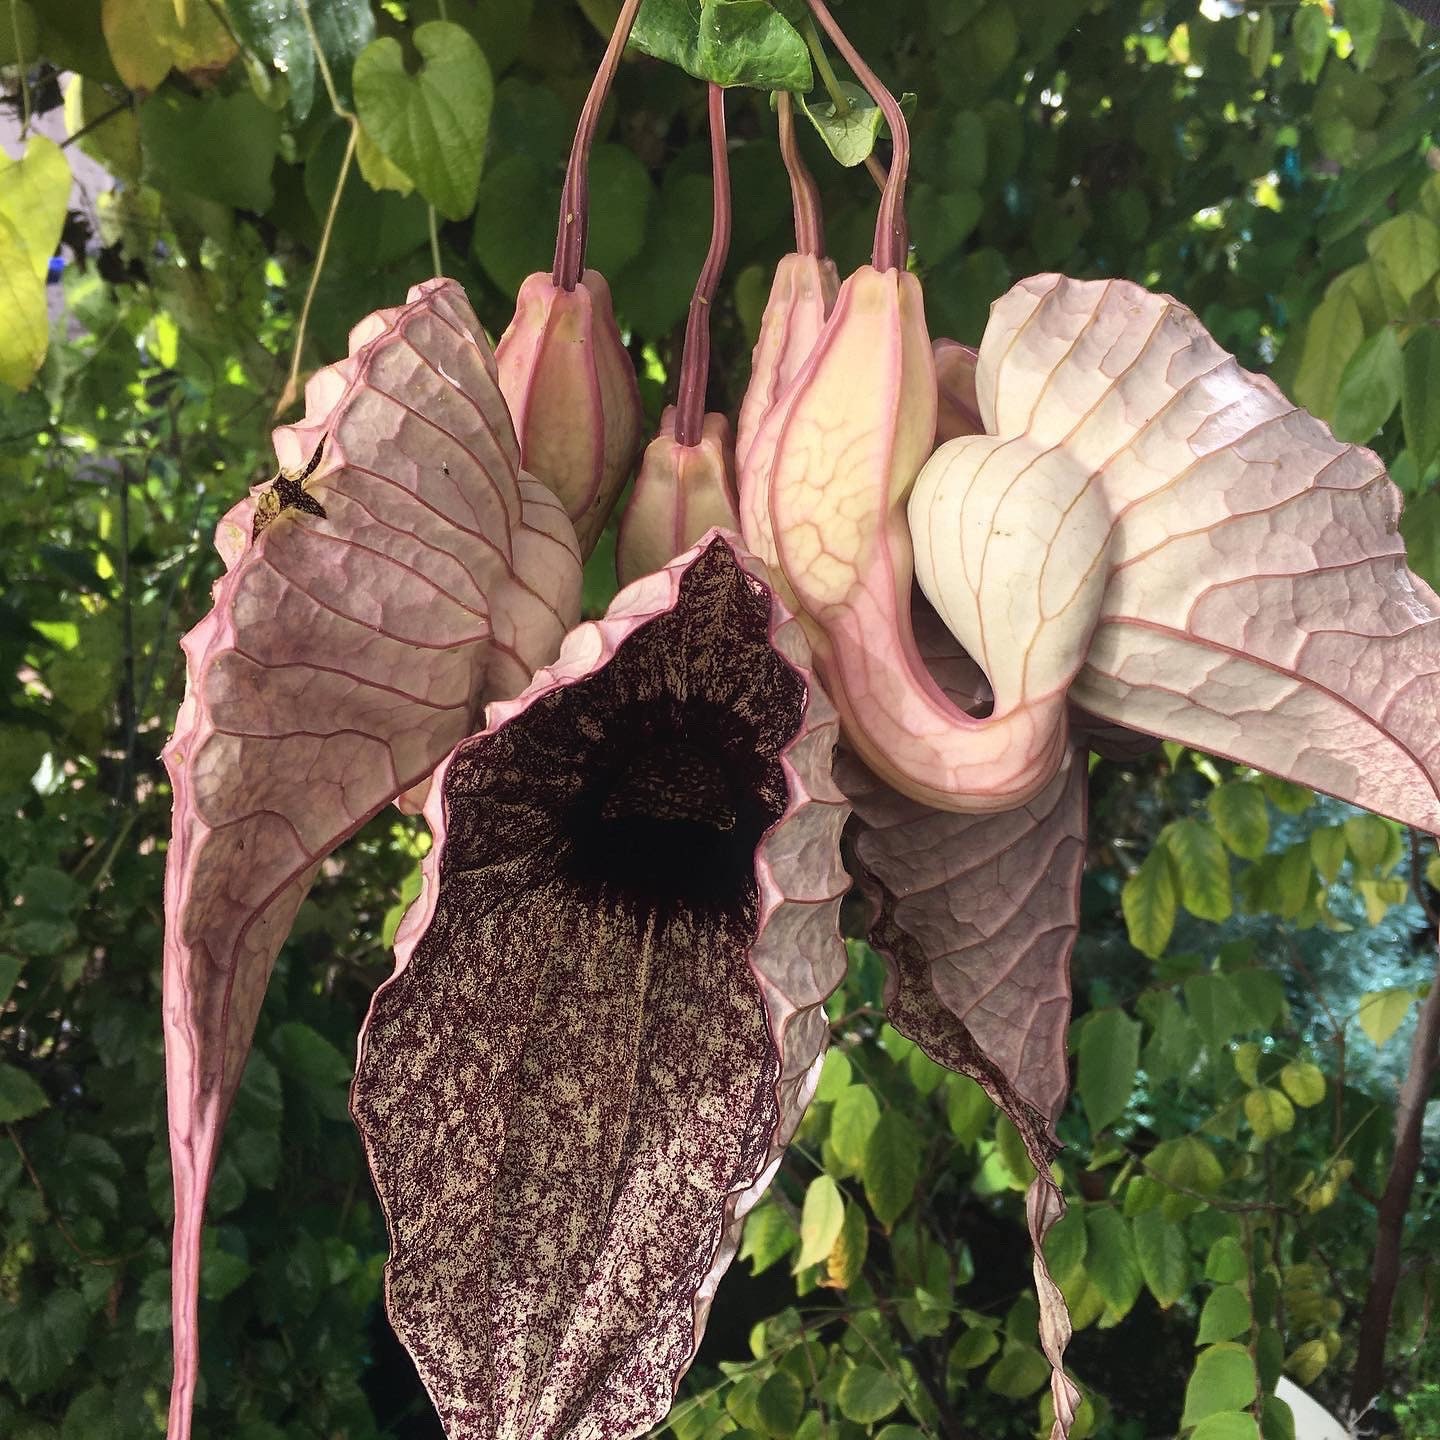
[494, 0, 645, 555]
[911, 273, 1440, 831]
[351, 534, 850, 1440]
[161, 279, 581, 1440]
[933, 337, 982, 442]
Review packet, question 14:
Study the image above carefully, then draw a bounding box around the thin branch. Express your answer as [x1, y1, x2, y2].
[5, 1125, 135, 1267]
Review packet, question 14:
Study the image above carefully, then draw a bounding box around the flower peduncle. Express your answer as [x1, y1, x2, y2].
[777, 91, 824, 258]
[552, 0, 646, 292]
[804, 0, 910, 272]
[675, 85, 732, 450]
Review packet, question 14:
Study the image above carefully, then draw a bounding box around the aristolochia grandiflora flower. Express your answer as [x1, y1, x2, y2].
[351, 535, 849, 1438]
[161, 280, 581, 1440]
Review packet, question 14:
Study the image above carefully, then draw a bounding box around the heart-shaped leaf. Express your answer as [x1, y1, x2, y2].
[631, 0, 813, 91]
[353, 21, 493, 220]
[795, 81, 916, 168]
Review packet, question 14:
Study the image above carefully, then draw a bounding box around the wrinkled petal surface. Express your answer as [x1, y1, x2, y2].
[912, 273, 1440, 830]
[351, 533, 849, 1440]
[161, 278, 581, 1440]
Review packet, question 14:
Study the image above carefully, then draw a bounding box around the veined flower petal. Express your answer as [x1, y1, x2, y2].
[161, 278, 581, 1440]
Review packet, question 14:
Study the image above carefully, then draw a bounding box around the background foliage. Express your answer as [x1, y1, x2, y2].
[2, 1, 1439, 1437]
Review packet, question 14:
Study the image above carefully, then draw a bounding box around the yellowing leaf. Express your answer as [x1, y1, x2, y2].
[1123, 848, 1177, 959]
[1357, 986, 1419, 1047]
[1244, 1086, 1296, 1141]
[355, 122, 415, 198]
[796, 1175, 844, 1270]
[824, 1200, 869, 1290]
[1285, 1337, 1329, 1387]
[0, 136, 70, 390]
[1367, 212, 1440, 305]
[1279, 1060, 1325, 1108]
[101, 0, 238, 91]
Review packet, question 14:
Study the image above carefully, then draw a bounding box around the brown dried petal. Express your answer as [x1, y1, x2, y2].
[352, 533, 849, 1440]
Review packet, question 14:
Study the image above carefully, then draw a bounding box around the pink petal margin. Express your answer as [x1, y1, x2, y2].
[161, 279, 581, 1440]
[351, 532, 850, 1440]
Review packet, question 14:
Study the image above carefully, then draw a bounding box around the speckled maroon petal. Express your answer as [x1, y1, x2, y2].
[160, 279, 581, 1440]
[351, 532, 849, 1440]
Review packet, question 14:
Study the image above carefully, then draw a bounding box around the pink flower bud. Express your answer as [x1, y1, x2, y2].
[497, 268, 644, 557]
[616, 406, 740, 586]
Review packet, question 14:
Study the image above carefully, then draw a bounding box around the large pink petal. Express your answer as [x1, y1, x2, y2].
[912, 273, 1440, 831]
[351, 533, 849, 1440]
[161, 279, 581, 1440]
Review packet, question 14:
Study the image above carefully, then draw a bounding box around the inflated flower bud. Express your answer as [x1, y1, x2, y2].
[616, 407, 740, 586]
[497, 268, 643, 557]
[933, 337, 982, 442]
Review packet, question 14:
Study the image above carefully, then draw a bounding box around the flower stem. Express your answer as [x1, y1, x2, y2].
[552, 0, 646, 291]
[778, 91, 824, 257]
[674, 85, 731, 450]
[804, 0, 911, 273]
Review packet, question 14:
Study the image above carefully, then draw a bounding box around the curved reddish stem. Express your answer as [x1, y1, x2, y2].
[777, 91, 824, 257]
[674, 85, 732, 449]
[804, 0, 910, 272]
[552, 0, 646, 291]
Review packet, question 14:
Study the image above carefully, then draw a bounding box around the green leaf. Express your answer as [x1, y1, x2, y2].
[630, 0, 813, 90]
[1184, 973, 1245, 1052]
[353, 22, 493, 220]
[986, 1344, 1051, 1399]
[1279, 1060, 1325, 1108]
[740, 1203, 797, 1275]
[796, 81, 914, 168]
[1181, 1344, 1258, 1427]
[1293, 5, 1330, 83]
[815, 1047, 853, 1102]
[470, 150, 555, 295]
[1367, 213, 1440, 306]
[829, 1083, 881, 1172]
[1164, 819, 1233, 922]
[1294, 288, 1364, 419]
[1402, 326, 1440, 472]
[0, 1063, 49, 1121]
[1340, 0, 1385, 68]
[1261, 775, 1314, 815]
[587, 144, 655, 278]
[1204, 1236, 1247, 1285]
[837, 1364, 903, 1424]
[754, 1370, 805, 1437]
[1084, 1208, 1143, 1317]
[0, 1288, 87, 1398]
[140, 89, 282, 212]
[945, 1073, 992, 1144]
[1310, 825, 1347, 884]
[950, 1325, 1001, 1370]
[1244, 1086, 1296, 1141]
[1248, 9, 1275, 79]
[1332, 327, 1403, 442]
[1357, 986, 1419, 1046]
[863, 1110, 921, 1227]
[1077, 1008, 1141, 1133]
[796, 1174, 845, 1269]
[227, 0, 376, 122]
[1132, 1208, 1189, 1307]
[1402, 488, 1440, 590]
[1123, 848, 1177, 959]
[1197, 1284, 1253, 1344]
[909, 183, 983, 266]
[1191, 1415, 1261, 1440]
[0, 135, 69, 390]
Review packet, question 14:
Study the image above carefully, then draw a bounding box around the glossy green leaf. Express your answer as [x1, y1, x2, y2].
[630, 0, 813, 90]
[1077, 1008, 1141, 1133]
[740, 1203, 798, 1275]
[795, 81, 915, 168]
[1084, 1208, 1143, 1317]
[227, 0, 376, 121]
[353, 22, 493, 220]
